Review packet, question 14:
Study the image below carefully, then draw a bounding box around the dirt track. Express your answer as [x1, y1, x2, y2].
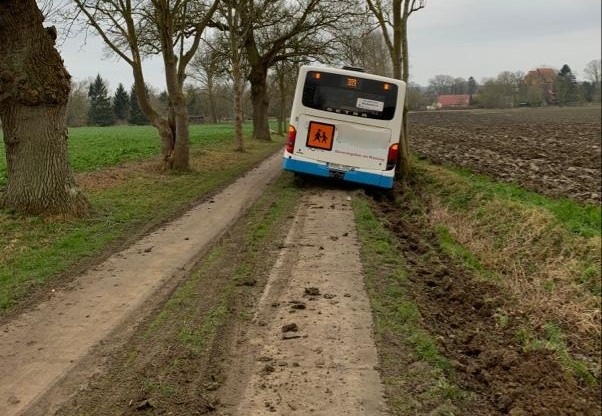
[216, 190, 387, 415]
[0, 153, 282, 415]
[2, 157, 388, 415]
[2, 107, 600, 415]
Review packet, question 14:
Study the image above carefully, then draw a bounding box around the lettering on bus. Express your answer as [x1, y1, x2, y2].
[334, 149, 385, 162]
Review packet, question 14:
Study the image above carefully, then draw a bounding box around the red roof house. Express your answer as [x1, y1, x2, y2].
[524, 67, 558, 105]
[436, 94, 471, 109]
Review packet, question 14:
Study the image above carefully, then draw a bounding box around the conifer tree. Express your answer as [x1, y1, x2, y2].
[128, 84, 149, 125]
[88, 74, 114, 126]
[112, 83, 130, 122]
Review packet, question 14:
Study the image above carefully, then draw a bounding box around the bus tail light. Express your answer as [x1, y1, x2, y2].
[286, 125, 296, 154]
[387, 143, 398, 170]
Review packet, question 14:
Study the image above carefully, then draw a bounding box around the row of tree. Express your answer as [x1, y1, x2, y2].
[67, 74, 294, 131]
[69, 75, 149, 127]
[405, 60, 602, 110]
[1, 0, 424, 216]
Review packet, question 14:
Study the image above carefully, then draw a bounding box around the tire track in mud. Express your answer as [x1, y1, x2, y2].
[370, 185, 601, 415]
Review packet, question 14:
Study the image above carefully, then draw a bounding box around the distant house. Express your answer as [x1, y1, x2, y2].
[188, 115, 206, 124]
[524, 67, 558, 105]
[435, 94, 471, 109]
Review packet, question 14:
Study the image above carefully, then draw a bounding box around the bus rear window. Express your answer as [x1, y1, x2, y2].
[302, 71, 398, 120]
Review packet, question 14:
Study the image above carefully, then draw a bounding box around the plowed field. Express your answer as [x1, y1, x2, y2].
[409, 107, 601, 205]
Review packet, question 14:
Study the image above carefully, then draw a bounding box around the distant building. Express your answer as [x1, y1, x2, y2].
[188, 115, 206, 124]
[435, 94, 471, 109]
[524, 67, 558, 105]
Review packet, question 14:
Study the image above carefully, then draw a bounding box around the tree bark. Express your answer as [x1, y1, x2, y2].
[0, 0, 89, 216]
[397, 13, 411, 178]
[206, 77, 219, 124]
[392, 0, 403, 80]
[277, 71, 287, 136]
[233, 63, 245, 152]
[248, 65, 272, 141]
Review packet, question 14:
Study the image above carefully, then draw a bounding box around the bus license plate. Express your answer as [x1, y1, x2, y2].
[329, 163, 351, 172]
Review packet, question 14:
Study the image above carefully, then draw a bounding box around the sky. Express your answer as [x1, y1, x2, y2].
[54, 0, 602, 92]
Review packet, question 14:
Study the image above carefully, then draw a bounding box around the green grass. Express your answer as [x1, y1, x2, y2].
[0, 123, 255, 185]
[0, 124, 283, 312]
[437, 164, 601, 238]
[434, 224, 498, 281]
[144, 173, 300, 356]
[419, 159, 601, 298]
[414, 159, 601, 383]
[515, 322, 598, 385]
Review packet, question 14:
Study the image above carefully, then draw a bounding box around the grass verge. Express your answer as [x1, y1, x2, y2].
[0, 126, 282, 313]
[417, 159, 601, 382]
[353, 195, 465, 414]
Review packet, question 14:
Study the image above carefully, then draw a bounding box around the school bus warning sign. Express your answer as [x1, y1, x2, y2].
[306, 121, 335, 150]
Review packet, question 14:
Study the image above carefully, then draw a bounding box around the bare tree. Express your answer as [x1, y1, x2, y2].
[218, 0, 249, 151]
[366, 0, 425, 178]
[584, 59, 601, 102]
[72, 0, 219, 170]
[270, 60, 300, 135]
[427, 74, 455, 95]
[336, 14, 392, 77]
[229, 0, 355, 141]
[0, 0, 89, 216]
[190, 42, 229, 124]
[67, 79, 91, 127]
[584, 59, 601, 84]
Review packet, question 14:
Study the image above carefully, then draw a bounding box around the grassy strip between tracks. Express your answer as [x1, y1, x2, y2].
[56, 174, 300, 415]
[353, 196, 465, 414]
[0, 125, 283, 313]
[417, 159, 601, 383]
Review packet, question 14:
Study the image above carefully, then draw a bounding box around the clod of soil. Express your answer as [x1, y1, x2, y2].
[281, 323, 299, 332]
[304, 287, 321, 296]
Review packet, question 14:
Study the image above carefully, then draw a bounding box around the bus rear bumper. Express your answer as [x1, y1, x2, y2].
[282, 156, 394, 189]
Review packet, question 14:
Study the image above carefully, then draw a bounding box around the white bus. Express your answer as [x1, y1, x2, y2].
[282, 65, 406, 189]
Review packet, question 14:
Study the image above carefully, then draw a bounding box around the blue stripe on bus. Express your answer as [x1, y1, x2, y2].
[282, 157, 394, 189]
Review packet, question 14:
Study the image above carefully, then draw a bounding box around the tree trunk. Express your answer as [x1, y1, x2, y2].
[396, 14, 411, 179]
[0, 0, 89, 216]
[207, 78, 219, 123]
[249, 66, 272, 141]
[172, 102, 190, 169]
[277, 73, 287, 136]
[130, 64, 177, 170]
[391, 0, 403, 80]
[232, 57, 245, 152]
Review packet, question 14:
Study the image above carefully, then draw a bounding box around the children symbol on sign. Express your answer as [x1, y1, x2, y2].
[315, 129, 328, 143]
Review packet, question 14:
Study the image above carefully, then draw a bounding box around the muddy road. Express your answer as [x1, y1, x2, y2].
[215, 190, 387, 415]
[10, 174, 598, 415]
